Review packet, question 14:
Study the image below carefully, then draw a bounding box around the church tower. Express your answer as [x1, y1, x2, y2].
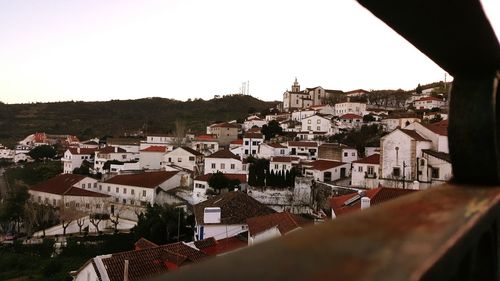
[291, 77, 300, 92]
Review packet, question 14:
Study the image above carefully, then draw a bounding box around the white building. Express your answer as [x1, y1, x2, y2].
[242, 133, 264, 157]
[303, 160, 351, 182]
[94, 146, 135, 174]
[338, 114, 363, 128]
[413, 96, 446, 110]
[291, 109, 316, 122]
[190, 135, 219, 156]
[62, 147, 97, 174]
[247, 212, 310, 245]
[204, 149, 245, 174]
[243, 116, 267, 131]
[287, 141, 319, 160]
[193, 192, 275, 241]
[29, 174, 110, 212]
[351, 154, 380, 188]
[318, 143, 358, 163]
[269, 156, 300, 174]
[139, 146, 168, 170]
[163, 146, 204, 175]
[334, 102, 367, 116]
[257, 143, 288, 159]
[300, 114, 333, 134]
[381, 117, 421, 132]
[101, 171, 188, 207]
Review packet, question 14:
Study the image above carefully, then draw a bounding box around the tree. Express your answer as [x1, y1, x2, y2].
[208, 172, 240, 193]
[133, 204, 193, 245]
[89, 213, 109, 234]
[58, 202, 85, 236]
[170, 120, 189, 147]
[261, 120, 283, 140]
[416, 83, 423, 94]
[0, 185, 29, 233]
[24, 202, 58, 237]
[28, 145, 57, 161]
[363, 114, 376, 122]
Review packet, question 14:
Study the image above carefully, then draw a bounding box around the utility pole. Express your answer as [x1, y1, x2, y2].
[402, 161, 407, 189]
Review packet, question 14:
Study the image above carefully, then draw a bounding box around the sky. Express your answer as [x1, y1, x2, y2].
[0, 0, 498, 104]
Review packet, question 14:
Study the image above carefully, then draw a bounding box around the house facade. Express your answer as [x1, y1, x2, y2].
[351, 154, 380, 188]
[62, 147, 97, 174]
[204, 149, 245, 174]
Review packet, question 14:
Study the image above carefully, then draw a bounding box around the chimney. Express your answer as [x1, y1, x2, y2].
[361, 197, 371, 209]
[115, 146, 118, 153]
[123, 259, 129, 281]
[77, 147, 80, 154]
[204, 207, 221, 223]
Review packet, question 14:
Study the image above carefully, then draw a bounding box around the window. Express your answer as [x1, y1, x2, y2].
[82, 183, 85, 188]
[85, 203, 90, 209]
[317, 119, 321, 124]
[344, 152, 348, 157]
[96, 204, 101, 209]
[53, 199, 56, 206]
[275, 164, 279, 169]
[142, 190, 146, 197]
[317, 126, 321, 130]
[99, 185, 102, 191]
[358, 166, 363, 172]
[107, 186, 111, 192]
[130, 200, 135, 205]
[245, 141, 249, 145]
[393, 167, 401, 177]
[131, 189, 135, 195]
[431, 167, 440, 178]
[189, 156, 195, 161]
[123, 199, 127, 204]
[245, 149, 249, 154]
[115, 198, 119, 203]
[252, 150, 256, 154]
[308, 120, 311, 124]
[420, 159, 425, 166]
[367, 166, 374, 175]
[123, 188, 127, 194]
[94, 183, 97, 188]
[221, 163, 225, 169]
[211, 163, 216, 169]
[88, 183, 91, 188]
[280, 149, 285, 154]
[252, 141, 257, 145]
[352, 152, 356, 156]
[282, 164, 286, 170]
[116, 187, 119, 193]
[307, 126, 311, 130]
[231, 164, 235, 169]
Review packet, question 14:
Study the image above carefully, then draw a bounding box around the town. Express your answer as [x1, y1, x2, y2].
[0, 78, 451, 280]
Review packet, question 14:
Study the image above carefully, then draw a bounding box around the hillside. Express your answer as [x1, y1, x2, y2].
[0, 95, 277, 147]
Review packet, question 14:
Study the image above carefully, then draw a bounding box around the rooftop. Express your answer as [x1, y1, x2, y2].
[104, 171, 179, 188]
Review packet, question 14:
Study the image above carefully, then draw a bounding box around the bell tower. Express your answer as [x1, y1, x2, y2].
[291, 77, 300, 92]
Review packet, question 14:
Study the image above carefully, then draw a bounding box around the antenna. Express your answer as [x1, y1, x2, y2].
[247, 81, 250, 96]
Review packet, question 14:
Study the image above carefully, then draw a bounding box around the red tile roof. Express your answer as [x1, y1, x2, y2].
[98, 146, 127, 153]
[195, 134, 217, 141]
[329, 187, 417, 216]
[306, 160, 346, 171]
[270, 156, 300, 163]
[194, 236, 248, 256]
[424, 120, 448, 136]
[415, 96, 444, 102]
[99, 242, 208, 281]
[179, 146, 204, 156]
[230, 139, 243, 145]
[340, 114, 363, 119]
[68, 147, 98, 155]
[399, 129, 430, 141]
[34, 132, 47, 143]
[194, 173, 247, 184]
[266, 143, 286, 149]
[206, 149, 240, 160]
[134, 238, 159, 250]
[243, 132, 264, 139]
[353, 154, 380, 165]
[104, 171, 179, 188]
[141, 146, 168, 152]
[247, 212, 311, 237]
[287, 141, 318, 148]
[194, 192, 275, 225]
[30, 174, 109, 197]
[210, 122, 240, 129]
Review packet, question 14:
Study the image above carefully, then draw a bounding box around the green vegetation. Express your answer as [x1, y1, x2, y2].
[208, 172, 241, 193]
[0, 95, 277, 147]
[133, 204, 194, 245]
[247, 157, 297, 188]
[329, 124, 385, 157]
[4, 161, 62, 187]
[28, 145, 57, 160]
[261, 120, 283, 140]
[0, 234, 136, 281]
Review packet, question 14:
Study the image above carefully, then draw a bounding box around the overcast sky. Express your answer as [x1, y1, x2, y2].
[0, 0, 498, 104]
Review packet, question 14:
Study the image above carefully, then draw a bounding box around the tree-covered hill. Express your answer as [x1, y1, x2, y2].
[0, 95, 278, 147]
